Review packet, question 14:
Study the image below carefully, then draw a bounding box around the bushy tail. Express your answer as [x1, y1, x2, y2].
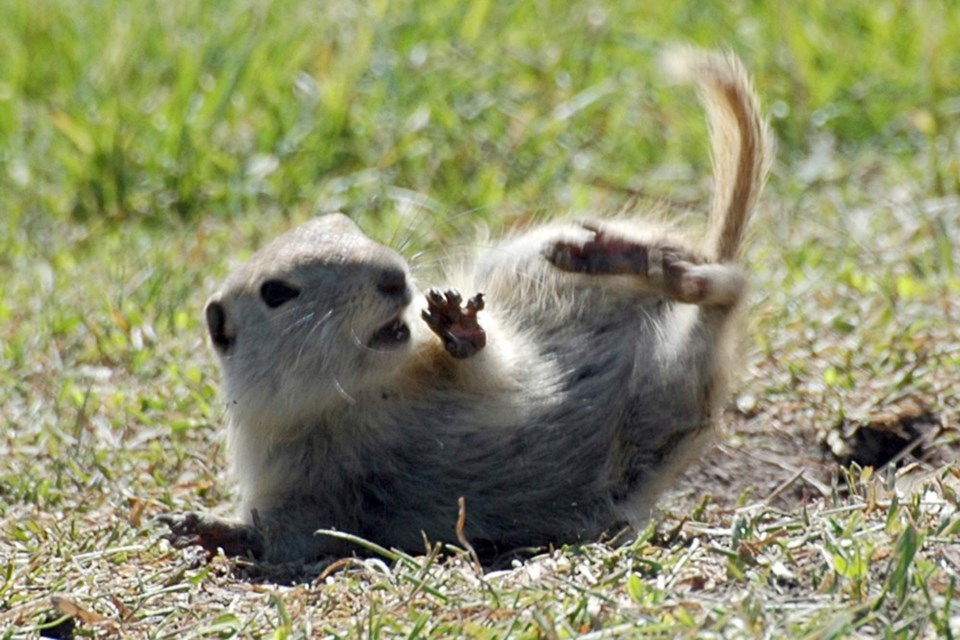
[663, 48, 773, 262]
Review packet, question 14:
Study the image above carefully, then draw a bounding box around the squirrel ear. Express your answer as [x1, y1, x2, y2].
[205, 298, 236, 353]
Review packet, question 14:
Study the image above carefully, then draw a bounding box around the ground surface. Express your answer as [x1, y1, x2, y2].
[2, 1, 959, 638]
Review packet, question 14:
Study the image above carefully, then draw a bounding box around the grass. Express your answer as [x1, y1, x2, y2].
[1, 0, 959, 637]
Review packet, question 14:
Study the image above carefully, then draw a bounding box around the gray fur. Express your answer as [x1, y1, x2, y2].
[169, 48, 772, 563]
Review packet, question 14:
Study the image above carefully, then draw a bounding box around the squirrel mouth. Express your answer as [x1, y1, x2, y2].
[369, 317, 411, 349]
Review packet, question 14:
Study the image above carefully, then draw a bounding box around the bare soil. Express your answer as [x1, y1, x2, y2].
[670, 394, 959, 516]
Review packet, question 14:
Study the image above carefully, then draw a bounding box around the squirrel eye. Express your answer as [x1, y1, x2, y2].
[260, 279, 300, 308]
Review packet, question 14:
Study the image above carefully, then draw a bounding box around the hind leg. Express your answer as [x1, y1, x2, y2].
[545, 222, 744, 306]
[157, 512, 264, 560]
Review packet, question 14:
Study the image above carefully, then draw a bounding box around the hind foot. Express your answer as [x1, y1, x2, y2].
[422, 288, 487, 359]
[157, 512, 264, 560]
[546, 222, 745, 306]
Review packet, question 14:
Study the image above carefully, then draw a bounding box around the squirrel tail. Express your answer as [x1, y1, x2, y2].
[662, 47, 773, 263]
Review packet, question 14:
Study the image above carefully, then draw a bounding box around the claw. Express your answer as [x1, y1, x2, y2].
[466, 293, 485, 314]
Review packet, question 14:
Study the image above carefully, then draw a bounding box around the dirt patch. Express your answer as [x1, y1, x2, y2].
[669, 394, 959, 515]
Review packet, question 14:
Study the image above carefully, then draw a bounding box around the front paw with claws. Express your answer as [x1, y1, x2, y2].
[422, 288, 487, 359]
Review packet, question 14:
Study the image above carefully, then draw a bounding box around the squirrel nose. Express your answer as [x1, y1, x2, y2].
[376, 268, 411, 304]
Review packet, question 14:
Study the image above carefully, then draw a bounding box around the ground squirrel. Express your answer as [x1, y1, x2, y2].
[161, 48, 773, 563]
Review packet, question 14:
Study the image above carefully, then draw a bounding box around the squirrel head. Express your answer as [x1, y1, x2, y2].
[205, 213, 419, 436]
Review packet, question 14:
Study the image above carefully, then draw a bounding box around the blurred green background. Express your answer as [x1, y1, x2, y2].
[1, 0, 956, 234]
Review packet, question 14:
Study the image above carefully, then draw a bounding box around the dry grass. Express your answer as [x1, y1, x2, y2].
[2, 1, 959, 637]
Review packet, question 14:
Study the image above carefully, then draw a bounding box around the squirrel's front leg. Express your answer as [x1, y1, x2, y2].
[421, 288, 487, 359]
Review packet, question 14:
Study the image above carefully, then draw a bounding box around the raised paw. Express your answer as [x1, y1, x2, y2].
[546, 222, 701, 275]
[156, 511, 264, 560]
[421, 288, 487, 359]
[547, 222, 656, 275]
[662, 258, 746, 307]
[545, 222, 742, 307]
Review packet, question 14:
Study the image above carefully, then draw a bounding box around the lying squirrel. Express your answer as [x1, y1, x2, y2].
[161, 48, 772, 563]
